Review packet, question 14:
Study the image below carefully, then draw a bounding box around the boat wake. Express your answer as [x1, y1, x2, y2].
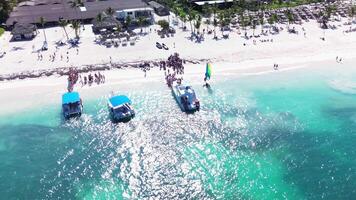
[39, 88, 302, 199]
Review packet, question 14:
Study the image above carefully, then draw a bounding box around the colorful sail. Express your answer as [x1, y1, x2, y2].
[205, 63, 212, 80]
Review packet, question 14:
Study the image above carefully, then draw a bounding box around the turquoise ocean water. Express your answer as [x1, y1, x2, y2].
[1, 64, 356, 199]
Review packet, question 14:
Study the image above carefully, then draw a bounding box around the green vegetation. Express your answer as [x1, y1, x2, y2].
[0, 27, 4, 37]
[265, 0, 322, 10]
[157, 19, 169, 31]
[0, 0, 15, 24]
[70, 20, 81, 38]
[39, 16, 47, 42]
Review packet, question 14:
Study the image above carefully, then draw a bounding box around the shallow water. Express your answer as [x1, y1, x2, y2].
[1, 65, 356, 199]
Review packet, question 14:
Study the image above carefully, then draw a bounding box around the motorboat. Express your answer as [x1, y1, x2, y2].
[108, 95, 135, 123]
[62, 92, 83, 119]
[172, 84, 200, 113]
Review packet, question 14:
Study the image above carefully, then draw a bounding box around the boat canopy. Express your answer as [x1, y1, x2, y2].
[62, 92, 80, 105]
[109, 95, 131, 108]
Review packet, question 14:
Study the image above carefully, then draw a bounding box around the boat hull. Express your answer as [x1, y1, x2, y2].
[62, 105, 83, 120]
[172, 85, 199, 113]
[110, 112, 135, 123]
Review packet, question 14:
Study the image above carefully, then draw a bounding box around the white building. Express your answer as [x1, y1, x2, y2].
[116, 7, 154, 22]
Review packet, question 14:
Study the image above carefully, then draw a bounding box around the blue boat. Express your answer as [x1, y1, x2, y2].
[172, 84, 200, 113]
[62, 92, 83, 119]
[108, 95, 135, 122]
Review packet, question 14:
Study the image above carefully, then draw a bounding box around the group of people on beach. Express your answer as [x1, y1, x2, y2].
[37, 46, 80, 63]
[67, 68, 79, 92]
[78, 72, 106, 87]
[67, 68, 106, 91]
[162, 53, 186, 87]
[165, 73, 183, 87]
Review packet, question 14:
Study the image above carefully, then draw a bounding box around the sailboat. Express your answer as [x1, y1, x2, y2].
[204, 63, 212, 88]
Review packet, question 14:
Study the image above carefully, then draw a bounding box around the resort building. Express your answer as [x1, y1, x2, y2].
[189, 0, 234, 8]
[91, 15, 121, 33]
[10, 23, 37, 41]
[6, 0, 150, 27]
[147, 1, 170, 16]
[115, 7, 154, 22]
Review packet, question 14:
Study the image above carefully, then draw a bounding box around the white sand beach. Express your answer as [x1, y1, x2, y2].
[1, 15, 356, 114]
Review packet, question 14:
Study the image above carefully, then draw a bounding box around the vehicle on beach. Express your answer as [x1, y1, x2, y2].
[162, 43, 169, 50]
[62, 92, 83, 119]
[108, 95, 135, 123]
[172, 83, 200, 113]
[156, 42, 162, 49]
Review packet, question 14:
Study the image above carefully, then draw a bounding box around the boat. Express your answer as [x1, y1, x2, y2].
[204, 63, 212, 88]
[108, 95, 135, 123]
[172, 84, 200, 113]
[62, 92, 83, 119]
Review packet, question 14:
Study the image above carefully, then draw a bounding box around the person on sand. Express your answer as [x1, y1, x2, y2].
[274, 64, 279, 70]
[88, 74, 93, 86]
[79, 75, 83, 87]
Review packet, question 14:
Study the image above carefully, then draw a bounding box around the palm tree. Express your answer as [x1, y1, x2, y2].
[70, 20, 81, 38]
[69, 0, 78, 13]
[124, 15, 132, 30]
[205, 19, 211, 32]
[114, 23, 122, 34]
[319, 4, 336, 29]
[59, 19, 69, 40]
[114, 23, 122, 41]
[171, 2, 180, 25]
[349, 5, 356, 28]
[137, 16, 145, 33]
[188, 8, 197, 34]
[270, 13, 278, 30]
[202, 3, 212, 18]
[267, 14, 273, 31]
[212, 3, 218, 39]
[349, 5, 356, 21]
[218, 11, 225, 36]
[252, 19, 257, 36]
[96, 12, 104, 23]
[325, 4, 336, 20]
[240, 13, 250, 36]
[213, 17, 218, 39]
[69, 0, 84, 29]
[106, 7, 115, 17]
[284, 9, 294, 30]
[195, 14, 202, 34]
[39, 16, 47, 42]
[259, 13, 264, 34]
[179, 12, 187, 29]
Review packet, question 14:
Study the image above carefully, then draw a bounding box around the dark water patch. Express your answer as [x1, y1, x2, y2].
[281, 129, 356, 200]
[0, 124, 72, 199]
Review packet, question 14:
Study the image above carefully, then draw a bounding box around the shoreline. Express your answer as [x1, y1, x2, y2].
[0, 57, 210, 82]
[0, 55, 351, 116]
